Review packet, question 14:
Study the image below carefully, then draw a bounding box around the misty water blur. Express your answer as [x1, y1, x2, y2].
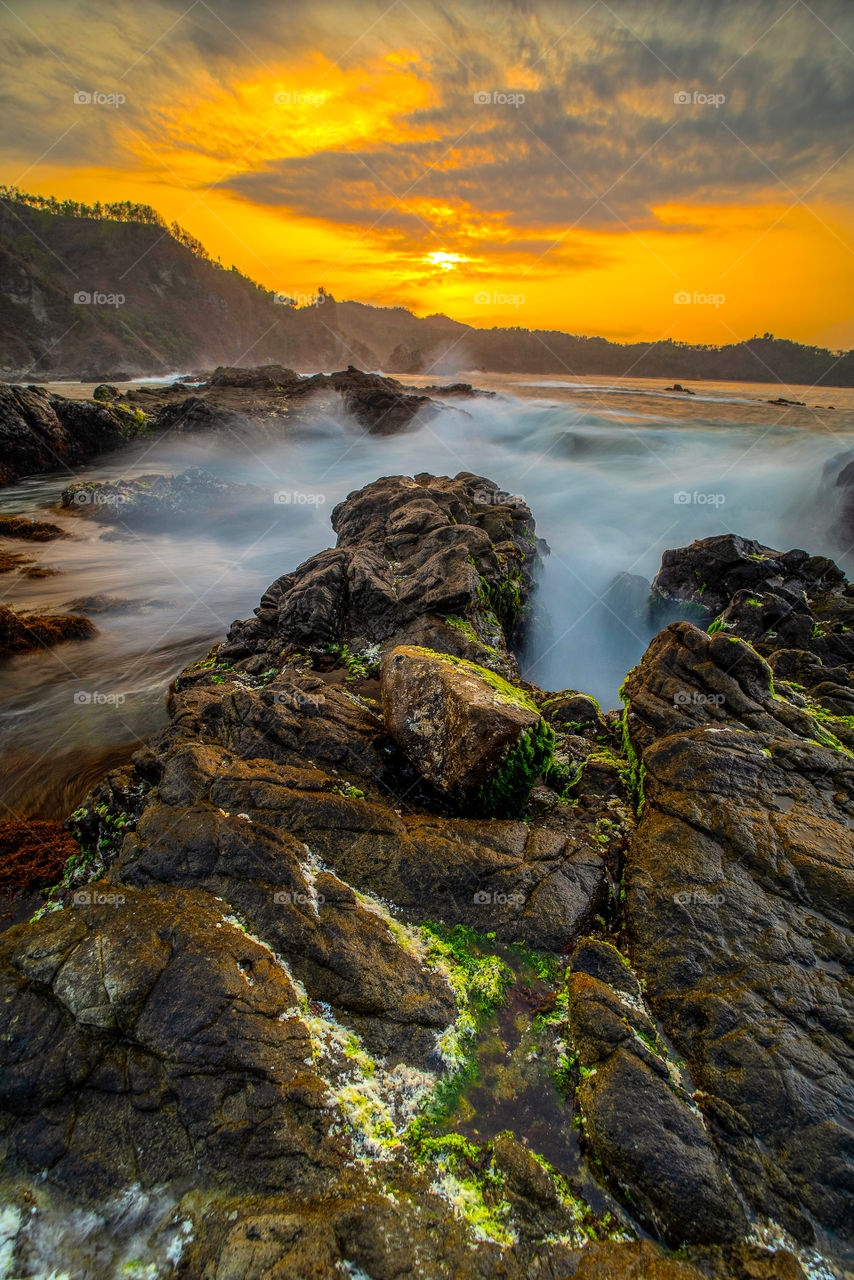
[2, 373, 853, 818]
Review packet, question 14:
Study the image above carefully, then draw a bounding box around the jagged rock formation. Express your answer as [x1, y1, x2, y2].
[625, 534, 854, 1259]
[0, 367, 476, 487]
[59, 467, 274, 531]
[3, 489, 851, 1278]
[0, 383, 138, 484]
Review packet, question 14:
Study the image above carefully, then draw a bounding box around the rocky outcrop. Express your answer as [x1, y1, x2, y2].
[622, 619, 854, 1251]
[0, 367, 470, 488]
[1, 497, 841, 1278]
[0, 383, 144, 484]
[650, 531, 854, 713]
[60, 466, 273, 530]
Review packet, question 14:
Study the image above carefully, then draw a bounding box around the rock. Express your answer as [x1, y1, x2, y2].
[60, 467, 272, 530]
[207, 364, 299, 389]
[665, 383, 694, 393]
[622, 620, 854, 1247]
[649, 532, 854, 707]
[0, 885, 343, 1198]
[319, 366, 437, 434]
[417, 382, 496, 399]
[567, 938, 747, 1246]
[150, 395, 242, 432]
[219, 472, 542, 669]
[381, 645, 554, 814]
[0, 383, 139, 485]
[541, 690, 605, 732]
[767, 396, 805, 406]
[64, 593, 171, 614]
[0, 477, 833, 1276]
[92, 383, 118, 401]
[0, 515, 66, 540]
[0, 605, 95, 657]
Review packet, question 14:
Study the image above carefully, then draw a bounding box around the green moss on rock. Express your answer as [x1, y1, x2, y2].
[474, 718, 555, 818]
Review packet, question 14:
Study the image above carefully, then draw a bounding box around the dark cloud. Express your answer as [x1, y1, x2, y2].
[1, 0, 852, 241]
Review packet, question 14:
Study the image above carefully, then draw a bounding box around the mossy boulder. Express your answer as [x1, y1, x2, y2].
[380, 645, 554, 815]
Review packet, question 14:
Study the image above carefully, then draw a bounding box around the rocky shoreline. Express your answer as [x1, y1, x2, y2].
[0, 365, 491, 487]
[0, 470, 851, 1278]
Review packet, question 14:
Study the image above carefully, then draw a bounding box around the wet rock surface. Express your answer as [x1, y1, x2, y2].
[381, 644, 552, 812]
[0, 383, 139, 484]
[59, 466, 274, 530]
[0, 366, 474, 488]
[567, 938, 747, 1246]
[1, 492, 849, 1278]
[622, 618, 854, 1257]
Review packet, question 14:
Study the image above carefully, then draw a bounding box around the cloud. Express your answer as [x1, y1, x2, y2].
[1, 0, 853, 246]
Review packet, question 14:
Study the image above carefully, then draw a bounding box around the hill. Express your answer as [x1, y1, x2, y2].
[2, 189, 853, 386]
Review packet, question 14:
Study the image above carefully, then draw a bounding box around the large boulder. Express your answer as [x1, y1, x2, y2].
[381, 645, 554, 814]
[622, 620, 854, 1249]
[219, 471, 545, 671]
[0, 885, 342, 1199]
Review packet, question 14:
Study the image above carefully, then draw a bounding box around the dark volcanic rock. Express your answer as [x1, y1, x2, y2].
[567, 938, 746, 1246]
[622, 619, 854, 1249]
[649, 531, 854, 710]
[207, 363, 299, 389]
[0, 885, 342, 1198]
[296, 365, 438, 434]
[0, 383, 139, 484]
[0, 515, 65, 540]
[0, 487, 832, 1278]
[219, 471, 543, 666]
[150, 394, 243, 433]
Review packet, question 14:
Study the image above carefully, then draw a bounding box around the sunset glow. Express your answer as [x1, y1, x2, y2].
[1, 0, 852, 345]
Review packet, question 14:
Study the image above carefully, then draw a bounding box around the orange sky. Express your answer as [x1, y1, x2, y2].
[3, 1, 854, 347]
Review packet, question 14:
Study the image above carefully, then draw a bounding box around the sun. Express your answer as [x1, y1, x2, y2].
[422, 251, 470, 272]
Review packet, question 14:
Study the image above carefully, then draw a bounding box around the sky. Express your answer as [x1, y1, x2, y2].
[1, 0, 853, 347]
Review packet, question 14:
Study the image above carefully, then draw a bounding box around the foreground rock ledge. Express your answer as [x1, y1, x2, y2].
[2, 484, 849, 1279]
